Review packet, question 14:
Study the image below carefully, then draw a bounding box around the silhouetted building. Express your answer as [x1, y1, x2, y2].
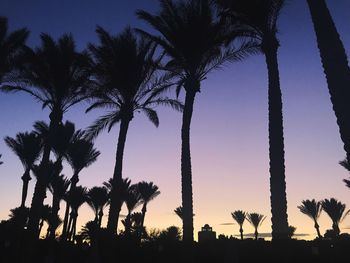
[198, 224, 216, 243]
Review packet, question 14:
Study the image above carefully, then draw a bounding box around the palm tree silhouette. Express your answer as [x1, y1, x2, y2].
[137, 181, 160, 237]
[321, 198, 349, 236]
[297, 199, 323, 238]
[307, 0, 350, 165]
[38, 205, 51, 238]
[216, 0, 289, 240]
[174, 206, 184, 221]
[47, 174, 70, 239]
[339, 159, 350, 189]
[247, 213, 265, 240]
[231, 210, 246, 240]
[1, 33, 92, 237]
[87, 186, 109, 227]
[4, 132, 42, 208]
[61, 137, 100, 238]
[66, 186, 87, 241]
[0, 17, 28, 82]
[137, 0, 257, 242]
[87, 26, 182, 235]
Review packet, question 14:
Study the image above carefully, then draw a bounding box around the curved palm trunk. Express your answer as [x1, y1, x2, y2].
[307, 0, 350, 164]
[27, 110, 62, 238]
[264, 41, 289, 240]
[20, 169, 31, 208]
[181, 90, 196, 243]
[62, 173, 79, 239]
[254, 228, 258, 241]
[314, 221, 322, 238]
[107, 118, 130, 234]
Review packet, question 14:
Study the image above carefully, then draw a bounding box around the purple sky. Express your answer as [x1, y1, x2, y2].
[1, 0, 350, 239]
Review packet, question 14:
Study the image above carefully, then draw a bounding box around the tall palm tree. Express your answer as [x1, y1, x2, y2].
[47, 174, 70, 239]
[216, 0, 289, 240]
[86, 186, 109, 227]
[1, 33, 92, 237]
[321, 198, 349, 236]
[0, 17, 29, 82]
[87, 26, 182, 235]
[66, 186, 87, 241]
[61, 138, 100, 238]
[137, 0, 257, 242]
[137, 181, 160, 234]
[307, 0, 350, 165]
[231, 210, 246, 240]
[297, 199, 322, 238]
[4, 132, 42, 208]
[247, 213, 265, 240]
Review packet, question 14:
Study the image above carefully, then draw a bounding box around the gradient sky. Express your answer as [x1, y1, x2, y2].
[1, 0, 350, 240]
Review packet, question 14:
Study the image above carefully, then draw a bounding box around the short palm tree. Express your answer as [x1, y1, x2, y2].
[247, 213, 265, 240]
[297, 199, 322, 238]
[4, 132, 42, 208]
[66, 186, 87, 241]
[321, 198, 349, 236]
[61, 137, 100, 238]
[307, 0, 350, 165]
[47, 174, 70, 239]
[86, 186, 109, 227]
[1, 33, 92, 237]
[137, 182, 160, 234]
[137, 0, 257, 242]
[0, 17, 29, 82]
[87, 26, 182, 235]
[231, 210, 246, 240]
[123, 186, 142, 235]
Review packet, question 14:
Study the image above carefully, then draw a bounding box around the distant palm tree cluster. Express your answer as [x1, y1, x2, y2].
[0, 0, 350, 247]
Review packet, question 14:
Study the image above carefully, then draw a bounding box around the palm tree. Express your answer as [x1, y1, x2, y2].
[61, 138, 100, 238]
[87, 26, 182, 235]
[137, 0, 257, 242]
[0, 17, 29, 82]
[297, 199, 322, 238]
[4, 132, 42, 208]
[137, 182, 160, 234]
[216, 0, 289, 240]
[231, 210, 246, 240]
[321, 198, 349, 236]
[307, 0, 350, 165]
[86, 186, 109, 227]
[66, 186, 87, 241]
[38, 205, 51, 238]
[47, 174, 70, 239]
[247, 213, 265, 240]
[1, 33, 92, 237]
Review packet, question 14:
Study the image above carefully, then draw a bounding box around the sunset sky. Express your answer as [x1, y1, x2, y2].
[1, 0, 350, 240]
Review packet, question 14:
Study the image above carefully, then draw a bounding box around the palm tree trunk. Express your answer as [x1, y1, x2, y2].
[332, 222, 340, 236]
[48, 197, 60, 239]
[181, 90, 196, 243]
[38, 219, 44, 237]
[98, 209, 103, 227]
[314, 221, 322, 238]
[239, 226, 243, 240]
[27, 109, 62, 238]
[20, 169, 31, 208]
[107, 118, 131, 234]
[263, 40, 289, 240]
[254, 229, 258, 241]
[62, 173, 78, 239]
[307, 0, 350, 164]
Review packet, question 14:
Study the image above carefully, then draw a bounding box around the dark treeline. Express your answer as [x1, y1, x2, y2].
[0, 0, 350, 262]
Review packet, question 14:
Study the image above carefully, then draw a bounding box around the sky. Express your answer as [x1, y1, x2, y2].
[0, 0, 350, 240]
